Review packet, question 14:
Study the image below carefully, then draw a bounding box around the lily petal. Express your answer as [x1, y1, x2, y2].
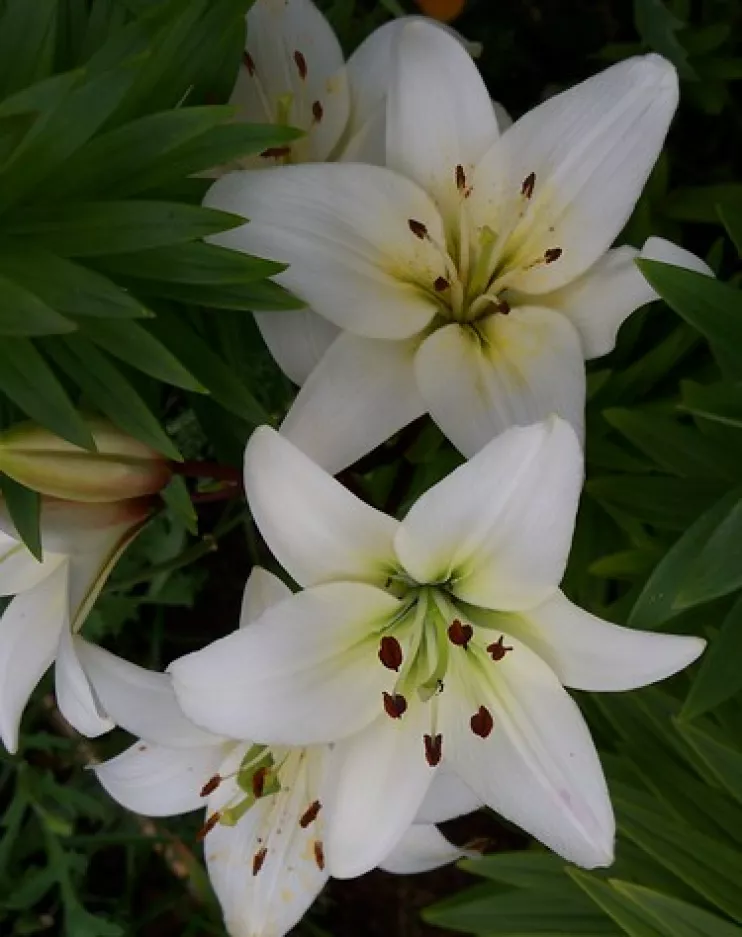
[171, 582, 401, 744]
[282, 332, 426, 474]
[444, 638, 615, 869]
[205, 163, 443, 340]
[516, 591, 706, 692]
[395, 418, 583, 611]
[240, 567, 292, 625]
[416, 767, 481, 823]
[414, 307, 585, 456]
[55, 628, 113, 738]
[244, 426, 398, 588]
[94, 740, 226, 816]
[0, 531, 65, 596]
[640, 235, 714, 275]
[254, 308, 339, 386]
[0, 563, 68, 752]
[471, 54, 678, 293]
[326, 704, 436, 879]
[379, 824, 470, 874]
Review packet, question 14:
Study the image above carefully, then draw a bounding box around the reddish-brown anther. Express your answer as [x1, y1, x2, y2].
[314, 841, 326, 870]
[521, 172, 536, 199]
[424, 733, 443, 767]
[497, 299, 511, 315]
[447, 618, 473, 648]
[199, 774, 221, 797]
[455, 164, 467, 192]
[383, 691, 408, 719]
[487, 636, 513, 661]
[408, 218, 428, 239]
[544, 247, 563, 263]
[312, 100, 324, 123]
[252, 847, 268, 876]
[252, 766, 269, 799]
[379, 635, 403, 671]
[260, 146, 292, 159]
[243, 51, 256, 75]
[470, 705, 494, 738]
[293, 50, 308, 79]
[300, 800, 322, 828]
[196, 812, 221, 841]
[434, 276, 450, 292]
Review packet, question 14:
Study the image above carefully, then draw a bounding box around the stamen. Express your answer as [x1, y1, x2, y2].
[383, 691, 408, 719]
[379, 635, 403, 671]
[252, 766, 269, 798]
[455, 164, 467, 193]
[497, 299, 510, 315]
[260, 146, 292, 160]
[470, 705, 494, 738]
[293, 50, 308, 79]
[312, 100, 323, 123]
[434, 276, 450, 292]
[300, 800, 322, 828]
[199, 774, 221, 797]
[196, 811, 221, 841]
[544, 247, 562, 263]
[447, 619, 473, 649]
[408, 218, 428, 239]
[243, 51, 256, 76]
[521, 172, 536, 199]
[314, 841, 326, 870]
[487, 636, 513, 661]
[253, 846, 268, 876]
[424, 733, 443, 767]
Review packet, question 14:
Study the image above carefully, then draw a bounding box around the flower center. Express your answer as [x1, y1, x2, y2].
[407, 168, 563, 326]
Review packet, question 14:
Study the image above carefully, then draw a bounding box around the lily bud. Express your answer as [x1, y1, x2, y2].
[0, 420, 172, 503]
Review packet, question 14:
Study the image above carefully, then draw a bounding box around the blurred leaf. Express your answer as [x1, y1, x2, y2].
[633, 0, 695, 79]
[569, 871, 664, 937]
[461, 852, 579, 890]
[162, 476, 197, 535]
[680, 381, 742, 430]
[718, 202, 742, 255]
[0, 0, 58, 96]
[663, 186, 742, 223]
[144, 277, 303, 311]
[673, 499, 742, 609]
[612, 881, 742, 937]
[0, 475, 41, 560]
[679, 722, 742, 805]
[586, 475, 728, 531]
[0, 274, 76, 336]
[681, 595, 742, 718]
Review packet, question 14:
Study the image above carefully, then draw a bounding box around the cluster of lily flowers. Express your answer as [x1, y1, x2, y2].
[0, 1, 715, 935]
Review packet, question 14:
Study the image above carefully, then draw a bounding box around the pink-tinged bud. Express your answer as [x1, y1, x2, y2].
[0, 420, 172, 503]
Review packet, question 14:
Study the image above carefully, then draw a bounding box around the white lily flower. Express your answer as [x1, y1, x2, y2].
[207, 21, 711, 472]
[90, 567, 468, 937]
[0, 497, 151, 752]
[171, 422, 705, 875]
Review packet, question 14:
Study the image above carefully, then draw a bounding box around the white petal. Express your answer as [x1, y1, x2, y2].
[244, 426, 398, 588]
[379, 824, 469, 874]
[640, 235, 714, 275]
[0, 563, 68, 752]
[0, 531, 66, 596]
[205, 164, 443, 340]
[443, 638, 615, 869]
[240, 567, 292, 626]
[254, 308, 339, 386]
[416, 767, 481, 823]
[414, 308, 586, 457]
[205, 745, 329, 937]
[94, 740, 226, 816]
[55, 628, 113, 738]
[231, 0, 349, 162]
[171, 582, 401, 745]
[395, 418, 582, 611]
[326, 705, 436, 879]
[471, 55, 678, 293]
[516, 591, 706, 692]
[75, 638, 218, 747]
[281, 332, 426, 475]
[385, 19, 498, 226]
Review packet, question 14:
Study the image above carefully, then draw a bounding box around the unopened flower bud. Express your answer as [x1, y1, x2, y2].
[0, 420, 172, 503]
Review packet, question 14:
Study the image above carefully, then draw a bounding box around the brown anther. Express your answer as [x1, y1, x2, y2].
[544, 247, 563, 263]
[379, 635, 403, 671]
[243, 51, 256, 76]
[252, 846, 268, 876]
[260, 146, 292, 159]
[496, 299, 511, 315]
[252, 766, 269, 799]
[470, 705, 494, 739]
[300, 800, 322, 828]
[314, 840, 326, 870]
[434, 276, 450, 292]
[199, 774, 221, 797]
[424, 733, 443, 767]
[312, 100, 324, 123]
[293, 50, 308, 79]
[383, 691, 408, 719]
[447, 619, 473, 649]
[196, 812, 221, 841]
[408, 218, 428, 239]
[486, 636, 513, 661]
[455, 164, 467, 192]
[521, 172, 536, 199]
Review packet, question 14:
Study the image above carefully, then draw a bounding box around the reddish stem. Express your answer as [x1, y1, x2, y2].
[172, 461, 242, 485]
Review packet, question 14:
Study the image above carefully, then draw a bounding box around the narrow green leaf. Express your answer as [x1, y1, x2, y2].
[460, 852, 580, 891]
[78, 319, 205, 392]
[0, 0, 58, 96]
[663, 186, 742, 223]
[718, 202, 742, 255]
[5, 202, 244, 256]
[0, 340, 93, 449]
[141, 277, 303, 311]
[680, 381, 742, 430]
[162, 476, 197, 535]
[633, 0, 695, 79]
[678, 722, 742, 806]
[587, 476, 728, 531]
[1, 474, 42, 560]
[569, 871, 665, 937]
[0, 274, 76, 336]
[612, 881, 742, 937]
[674, 500, 742, 609]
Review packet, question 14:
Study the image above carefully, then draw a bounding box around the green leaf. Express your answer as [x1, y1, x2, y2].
[718, 202, 742, 255]
[78, 319, 205, 392]
[586, 476, 728, 531]
[663, 186, 742, 223]
[461, 852, 578, 891]
[678, 722, 742, 806]
[45, 338, 180, 460]
[0, 474, 42, 560]
[0, 0, 58, 96]
[0, 274, 76, 336]
[162, 476, 197, 535]
[673, 499, 742, 609]
[633, 0, 695, 79]
[5, 202, 244, 256]
[0, 340, 94, 449]
[680, 381, 742, 430]
[141, 277, 303, 311]
[568, 871, 665, 937]
[630, 489, 742, 629]
[612, 881, 742, 937]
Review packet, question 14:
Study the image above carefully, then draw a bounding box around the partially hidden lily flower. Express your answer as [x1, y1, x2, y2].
[89, 567, 470, 937]
[207, 21, 711, 472]
[170, 422, 705, 876]
[0, 497, 152, 752]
